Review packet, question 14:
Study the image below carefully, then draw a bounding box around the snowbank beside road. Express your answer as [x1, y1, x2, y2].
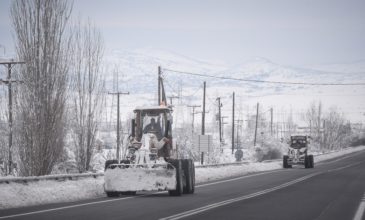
[314, 146, 365, 162]
[196, 162, 282, 184]
[0, 178, 104, 209]
[1, 146, 364, 209]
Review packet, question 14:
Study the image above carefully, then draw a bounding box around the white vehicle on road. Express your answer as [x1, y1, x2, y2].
[283, 135, 314, 169]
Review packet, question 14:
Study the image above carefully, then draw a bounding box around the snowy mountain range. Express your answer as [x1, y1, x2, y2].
[104, 48, 364, 93]
[102, 48, 365, 123]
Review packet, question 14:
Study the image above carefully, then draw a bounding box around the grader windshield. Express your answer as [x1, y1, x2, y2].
[134, 107, 172, 141]
[290, 136, 308, 149]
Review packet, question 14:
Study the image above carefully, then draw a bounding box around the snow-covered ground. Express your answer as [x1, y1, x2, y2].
[0, 145, 364, 210]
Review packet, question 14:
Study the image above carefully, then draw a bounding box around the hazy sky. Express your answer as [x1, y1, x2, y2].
[1, 0, 365, 65]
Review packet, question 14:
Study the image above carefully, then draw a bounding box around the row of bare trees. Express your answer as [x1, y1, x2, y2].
[172, 99, 356, 164]
[7, 0, 104, 176]
[304, 101, 352, 150]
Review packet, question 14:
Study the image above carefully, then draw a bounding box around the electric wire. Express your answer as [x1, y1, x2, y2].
[162, 68, 365, 86]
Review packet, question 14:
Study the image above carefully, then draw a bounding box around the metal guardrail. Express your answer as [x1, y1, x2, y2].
[0, 172, 103, 184]
[0, 147, 356, 184]
[195, 160, 250, 168]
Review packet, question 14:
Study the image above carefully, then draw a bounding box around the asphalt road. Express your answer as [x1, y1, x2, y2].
[1, 150, 365, 220]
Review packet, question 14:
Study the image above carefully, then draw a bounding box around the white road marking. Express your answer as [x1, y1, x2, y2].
[160, 162, 364, 220]
[353, 193, 365, 220]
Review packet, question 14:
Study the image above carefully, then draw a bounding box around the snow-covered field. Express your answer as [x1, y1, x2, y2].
[1, 145, 364, 210]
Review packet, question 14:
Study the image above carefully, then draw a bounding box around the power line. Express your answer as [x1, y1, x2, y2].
[164, 78, 180, 96]
[162, 68, 365, 86]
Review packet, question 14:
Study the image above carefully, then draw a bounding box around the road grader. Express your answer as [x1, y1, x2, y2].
[283, 135, 314, 169]
[104, 106, 195, 197]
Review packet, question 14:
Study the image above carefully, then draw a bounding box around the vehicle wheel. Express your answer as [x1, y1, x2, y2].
[283, 155, 289, 168]
[182, 159, 195, 194]
[104, 160, 118, 171]
[168, 159, 183, 196]
[106, 191, 119, 197]
[308, 155, 314, 168]
[304, 155, 310, 168]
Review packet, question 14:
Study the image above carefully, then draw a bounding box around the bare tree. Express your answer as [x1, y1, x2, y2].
[304, 101, 322, 142]
[70, 19, 104, 173]
[0, 88, 8, 175]
[11, 0, 73, 176]
[322, 108, 352, 150]
[304, 101, 352, 150]
[0, 115, 7, 176]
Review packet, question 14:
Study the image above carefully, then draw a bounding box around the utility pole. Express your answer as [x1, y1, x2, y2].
[254, 103, 259, 146]
[216, 97, 222, 144]
[231, 92, 235, 154]
[0, 60, 25, 175]
[235, 119, 243, 150]
[157, 66, 167, 106]
[108, 91, 129, 163]
[270, 107, 273, 136]
[201, 81, 206, 135]
[158, 66, 161, 106]
[309, 120, 312, 137]
[187, 105, 201, 136]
